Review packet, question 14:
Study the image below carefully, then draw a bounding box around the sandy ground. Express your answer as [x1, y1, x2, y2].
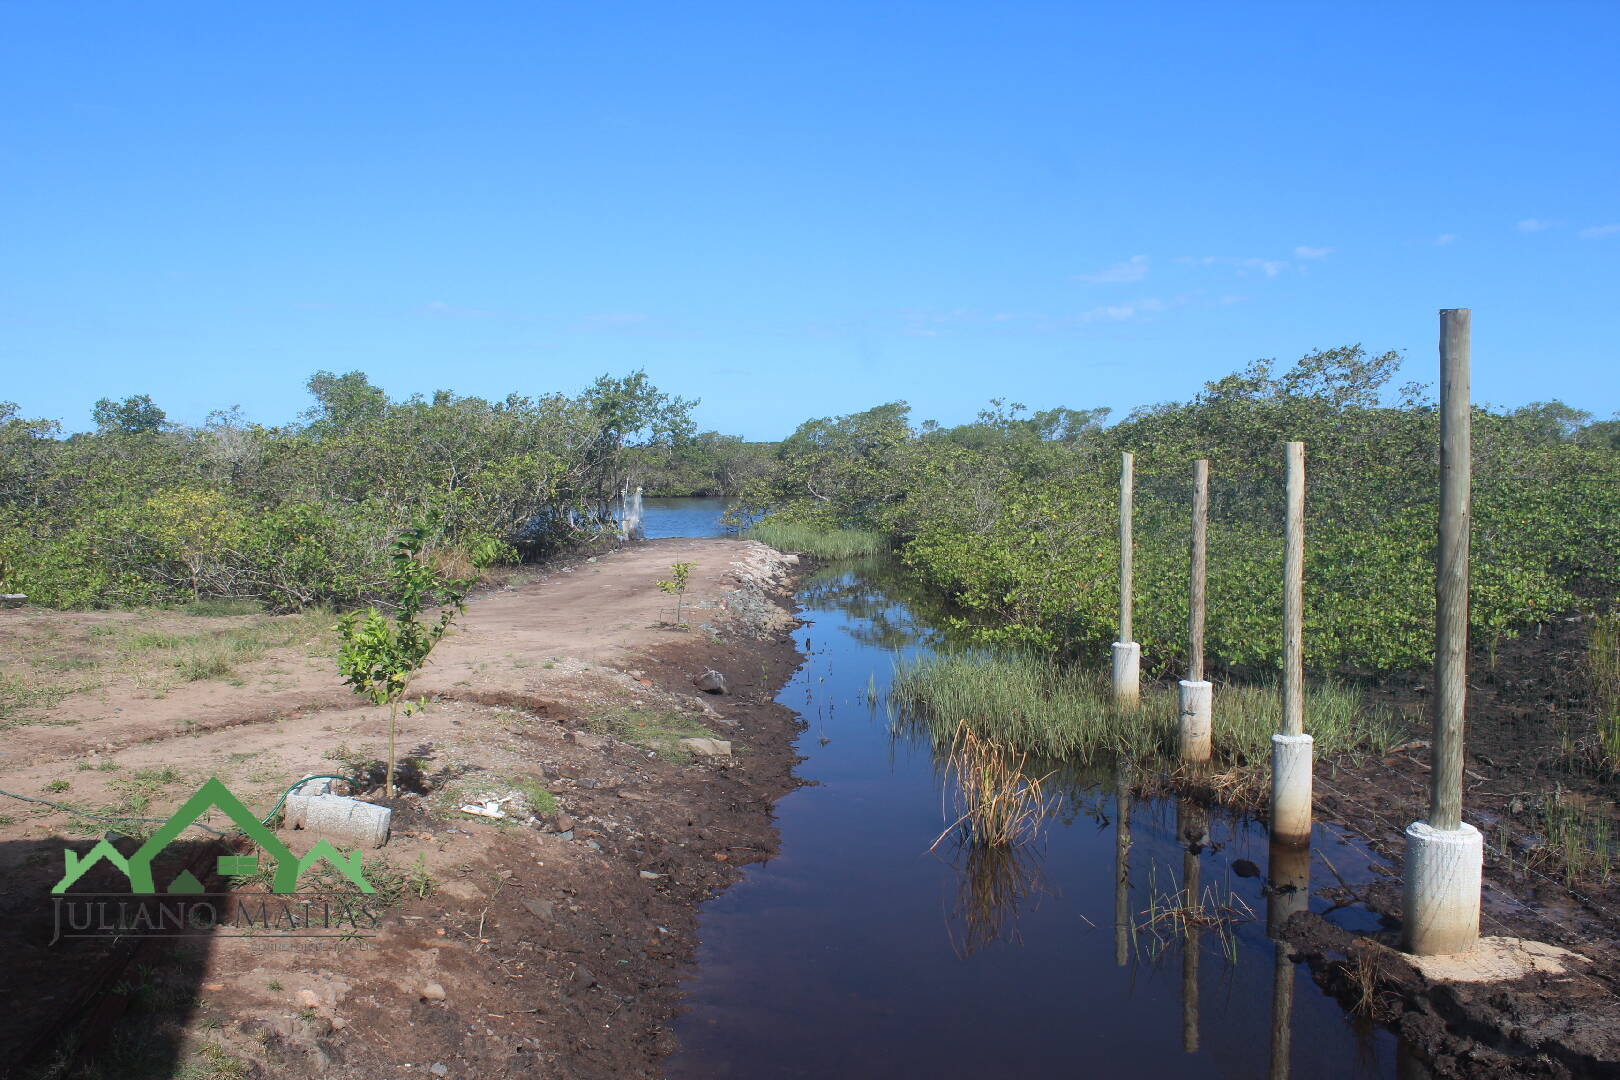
[0, 537, 806, 1080]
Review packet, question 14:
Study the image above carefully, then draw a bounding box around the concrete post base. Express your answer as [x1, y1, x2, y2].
[1178, 680, 1212, 762]
[1111, 641, 1140, 710]
[1401, 820, 1483, 955]
[1269, 733, 1313, 844]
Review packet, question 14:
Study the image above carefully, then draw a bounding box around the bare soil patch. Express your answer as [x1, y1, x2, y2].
[1, 538, 806, 1080]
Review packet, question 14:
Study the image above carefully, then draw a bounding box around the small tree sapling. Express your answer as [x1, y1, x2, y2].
[334, 526, 475, 797]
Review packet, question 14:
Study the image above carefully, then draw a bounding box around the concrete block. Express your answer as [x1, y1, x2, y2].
[681, 737, 731, 757]
[284, 793, 391, 849]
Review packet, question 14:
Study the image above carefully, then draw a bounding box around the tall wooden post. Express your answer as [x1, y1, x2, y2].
[1402, 308, 1483, 955]
[1179, 459, 1213, 760]
[1113, 452, 1141, 708]
[1270, 442, 1312, 843]
[1189, 459, 1208, 683]
[1283, 442, 1305, 738]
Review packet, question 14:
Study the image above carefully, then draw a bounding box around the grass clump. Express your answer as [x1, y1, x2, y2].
[744, 520, 886, 559]
[1590, 609, 1620, 772]
[511, 775, 557, 817]
[109, 766, 185, 815]
[121, 608, 331, 684]
[0, 671, 79, 726]
[933, 721, 1055, 848]
[1539, 790, 1614, 885]
[587, 706, 717, 762]
[890, 652, 1402, 785]
[430, 772, 556, 823]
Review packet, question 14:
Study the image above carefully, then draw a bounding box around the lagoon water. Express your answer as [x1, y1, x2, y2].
[642, 499, 1413, 1079]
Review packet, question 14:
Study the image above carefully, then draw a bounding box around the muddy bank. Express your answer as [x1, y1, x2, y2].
[1, 538, 807, 1079]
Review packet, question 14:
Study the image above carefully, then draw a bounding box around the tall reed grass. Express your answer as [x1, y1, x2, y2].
[890, 651, 1402, 783]
[933, 720, 1056, 848]
[743, 520, 887, 559]
[1590, 610, 1620, 771]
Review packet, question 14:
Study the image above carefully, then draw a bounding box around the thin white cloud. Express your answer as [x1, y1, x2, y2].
[1293, 245, 1333, 259]
[1517, 218, 1561, 233]
[1077, 254, 1150, 284]
[1579, 224, 1620, 239]
[1179, 255, 1290, 277]
[895, 296, 1178, 335]
[1435, 233, 1457, 246]
[1077, 297, 1167, 323]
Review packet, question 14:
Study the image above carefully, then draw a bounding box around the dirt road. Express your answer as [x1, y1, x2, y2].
[0, 537, 805, 1079]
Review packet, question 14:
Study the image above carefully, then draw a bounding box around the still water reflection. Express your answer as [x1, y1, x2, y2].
[639, 502, 1405, 1079]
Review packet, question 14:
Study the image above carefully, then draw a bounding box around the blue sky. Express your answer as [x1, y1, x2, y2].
[3, 2, 1617, 440]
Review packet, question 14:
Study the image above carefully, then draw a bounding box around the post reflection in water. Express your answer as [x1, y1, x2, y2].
[1267, 839, 1313, 1080]
[1179, 799, 1210, 1054]
[1114, 763, 1133, 968]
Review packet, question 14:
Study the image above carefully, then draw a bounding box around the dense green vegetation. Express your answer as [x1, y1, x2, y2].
[739, 346, 1620, 675]
[0, 370, 728, 609]
[6, 344, 1615, 685]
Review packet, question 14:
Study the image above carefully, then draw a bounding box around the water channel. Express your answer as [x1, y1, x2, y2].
[644, 499, 1416, 1079]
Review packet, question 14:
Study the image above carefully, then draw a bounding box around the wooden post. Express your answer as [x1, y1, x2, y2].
[1270, 442, 1312, 843]
[1113, 452, 1141, 708]
[1189, 459, 1208, 683]
[1432, 311, 1470, 832]
[1179, 460, 1213, 760]
[1120, 451, 1134, 645]
[1402, 308, 1483, 955]
[1283, 442, 1305, 738]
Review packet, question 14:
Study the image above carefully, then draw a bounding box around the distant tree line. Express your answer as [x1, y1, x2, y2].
[0, 369, 756, 609]
[734, 346, 1620, 674]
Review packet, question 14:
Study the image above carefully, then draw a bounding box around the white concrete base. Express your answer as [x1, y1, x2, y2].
[1111, 642, 1140, 709]
[1178, 680, 1212, 762]
[1401, 820, 1483, 955]
[1269, 733, 1313, 844]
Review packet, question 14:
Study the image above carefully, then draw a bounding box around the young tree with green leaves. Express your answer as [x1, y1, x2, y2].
[657, 561, 695, 625]
[334, 525, 475, 797]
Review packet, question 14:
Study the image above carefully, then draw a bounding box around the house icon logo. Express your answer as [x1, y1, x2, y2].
[52, 777, 374, 895]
